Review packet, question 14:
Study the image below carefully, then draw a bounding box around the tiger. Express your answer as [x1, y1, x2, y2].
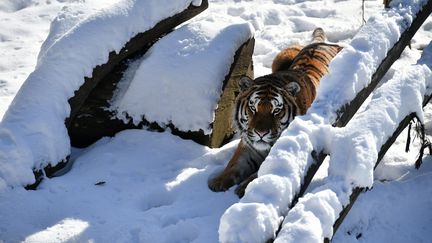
[208, 28, 342, 197]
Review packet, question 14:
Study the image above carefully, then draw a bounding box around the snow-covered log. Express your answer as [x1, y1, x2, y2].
[276, 41, 432, 243]
[219, 0, 432, 242]
[66, 0, 209, 130]
[68, 25, 255, 148]
[0, 0, 207, 190]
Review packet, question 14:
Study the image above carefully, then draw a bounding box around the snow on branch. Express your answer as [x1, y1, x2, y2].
[219, 0, 431, 242]
[275, 41, 432, 242]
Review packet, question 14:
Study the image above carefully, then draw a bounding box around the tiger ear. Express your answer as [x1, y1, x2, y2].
[238, 76, 253, 91]
[287, 82, 301, 96]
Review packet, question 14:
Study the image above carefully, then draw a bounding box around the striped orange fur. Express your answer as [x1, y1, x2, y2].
[208, 28, 342, 196]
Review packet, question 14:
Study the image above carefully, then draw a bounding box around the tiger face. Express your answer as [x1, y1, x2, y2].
[235, 76, 301, 151]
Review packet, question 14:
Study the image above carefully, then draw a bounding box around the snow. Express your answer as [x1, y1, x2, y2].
[1, 0, 432, 242]
[219, 0, 431, 242]
[333, 159, 432, 243]
[0, 0, 203, 188]
[0, 130, 239, 242]
[110, 18, 253, 134]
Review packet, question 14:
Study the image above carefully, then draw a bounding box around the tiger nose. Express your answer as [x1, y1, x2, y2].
[255, 129, 269, 138]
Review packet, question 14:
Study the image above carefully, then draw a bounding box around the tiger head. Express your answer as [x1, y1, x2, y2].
[234, 75, 301, 151]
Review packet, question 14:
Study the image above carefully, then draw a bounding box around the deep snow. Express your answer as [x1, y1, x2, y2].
[1, 0, 432, 242]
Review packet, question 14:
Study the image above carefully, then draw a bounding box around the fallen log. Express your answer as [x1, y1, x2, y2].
[22, 1, 209, 190]
[66, 0, 209, 129]
[68, 31, 255, 149]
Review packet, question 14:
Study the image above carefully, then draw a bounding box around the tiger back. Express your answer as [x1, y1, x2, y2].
[208, 28, 342, 196]
[272, 29, 342, 114]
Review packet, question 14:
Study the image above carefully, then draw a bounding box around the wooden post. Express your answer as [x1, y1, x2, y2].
[210, 39, 255, 148]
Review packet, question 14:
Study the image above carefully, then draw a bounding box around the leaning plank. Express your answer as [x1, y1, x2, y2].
[218, 1, 432, 242]
[68, 22, 255, 149]
[0, 0, 208, 191]
[277, 45, 432, 241]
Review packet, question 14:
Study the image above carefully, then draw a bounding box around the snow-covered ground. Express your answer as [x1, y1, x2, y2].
[1, 0, 432, 242]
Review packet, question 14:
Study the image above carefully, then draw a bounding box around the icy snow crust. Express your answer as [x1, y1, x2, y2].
[110, 18, 253, 134]
[219, 0, 430, 242]
[0, 0, 201, 188]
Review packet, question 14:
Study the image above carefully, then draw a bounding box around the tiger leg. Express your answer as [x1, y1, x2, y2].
[208, 140, 257, 192]
[271, 44, 303, 72]
[234, 172, 257, 198]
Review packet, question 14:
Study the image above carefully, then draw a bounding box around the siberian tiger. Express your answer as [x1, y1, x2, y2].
[208, 28, 342, 197]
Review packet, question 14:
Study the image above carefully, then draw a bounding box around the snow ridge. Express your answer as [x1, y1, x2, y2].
[219, 0, 429, 242]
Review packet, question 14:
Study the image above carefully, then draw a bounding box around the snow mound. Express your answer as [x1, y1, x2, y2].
[0, 0, 203, 190]
[219, 0, 430, 242]
[110, 17, 254, 134]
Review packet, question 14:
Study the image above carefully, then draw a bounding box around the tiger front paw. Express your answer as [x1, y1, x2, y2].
[234, 183, 247, 198]
[235, 172, 257, 198]
[208, 173, 236, 192]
